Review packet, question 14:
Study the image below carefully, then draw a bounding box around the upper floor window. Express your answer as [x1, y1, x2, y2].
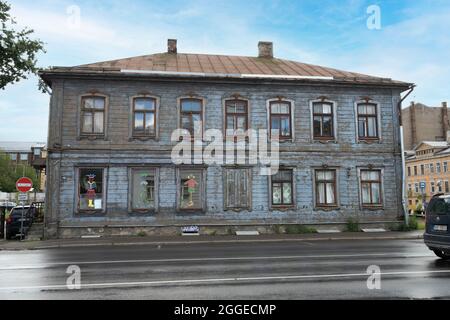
[225, 99, 248, 134]
[269, 101, 292, 140]
[81, 96, 105, 135]
[20, 153, 28, 161]
[180, 98, 203, 138]
[357, 102, 378, 140]
[312, 101, 334, 140]
[436, 162, 441, 174]
[133, 98, 156, 137]
[444, 162, 448, 173]
[420, 164, 425, 175]
[430, 163, 435, 173]
[10, 153, 17, 161]
[407, 166, 411, 177]
[413, 166, 418, 176]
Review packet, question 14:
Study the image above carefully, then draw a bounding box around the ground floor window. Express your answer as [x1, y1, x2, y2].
[271, 169, 294, 206]
[179, 168, 204, 210]
[315, 169, 337, 207]
[224, 168, 251, 210]
[360, 170, 382, 206]
[78, 168, 104, 212]
[130, 168, 156, 212]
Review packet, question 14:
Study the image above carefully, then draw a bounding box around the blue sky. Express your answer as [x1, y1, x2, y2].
[1, 0, 450, 141]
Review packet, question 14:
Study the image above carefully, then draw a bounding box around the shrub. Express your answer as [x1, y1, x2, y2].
[285, 225, 317, 234]
[345, 218, 360, 232]
[137, 231, 147, 237]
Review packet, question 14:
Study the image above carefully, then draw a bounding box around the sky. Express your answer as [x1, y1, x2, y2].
[1, 0, 449, 141]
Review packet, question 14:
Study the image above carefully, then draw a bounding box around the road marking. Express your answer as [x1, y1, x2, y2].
[0, 252, 434, 270]
[1, 269, 450, 292]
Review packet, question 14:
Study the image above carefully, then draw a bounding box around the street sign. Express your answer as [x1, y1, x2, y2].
[16, 177, 33, 193]
[420, 182, 426, 190]
[18, 193, 27, 201]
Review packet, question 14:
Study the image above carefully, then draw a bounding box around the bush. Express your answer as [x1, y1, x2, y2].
[390, 216, 420, 232]
[136, 231, 147, 237]
[345, 218, 360, 232]
[272, 225, 283, 234]
[285, 225, 317, 234]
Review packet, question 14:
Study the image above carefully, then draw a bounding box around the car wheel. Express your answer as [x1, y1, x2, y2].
[433, 249, 450, 260]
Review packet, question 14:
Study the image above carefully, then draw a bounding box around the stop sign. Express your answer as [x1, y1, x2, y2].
[16, 177, 33, 193]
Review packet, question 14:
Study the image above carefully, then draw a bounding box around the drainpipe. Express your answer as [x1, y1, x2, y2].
[398, 84, 416, 226]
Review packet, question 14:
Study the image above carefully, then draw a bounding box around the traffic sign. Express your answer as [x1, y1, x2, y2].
[420, 182, 426, 190]
[18, 193, 28, 201]
[16, 177, 33, 193]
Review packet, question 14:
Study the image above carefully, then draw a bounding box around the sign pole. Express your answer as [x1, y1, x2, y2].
[15, 177, 33, 241]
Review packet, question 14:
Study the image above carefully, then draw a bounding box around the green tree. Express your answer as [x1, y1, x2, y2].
[0, 1, 45, 90]
[0, 152, 39, 192]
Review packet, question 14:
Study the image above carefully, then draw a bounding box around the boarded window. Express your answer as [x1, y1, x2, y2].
[133, 98, 156, 137]
[269, 101, 292, 140]
[357, 103, 378, 139]
[78, 168, 104, 211]
[271, 169, 294, 206]
[81, 96, 105, 135]
[224, 168, 251, 209]
[315, 170, 337, 206]
[313, 102, 334, 139]
[360, 170, 382, 206]
[131, 169, 156, 211]
[179, 169, 204, 210]
[180, 99, 203, 138]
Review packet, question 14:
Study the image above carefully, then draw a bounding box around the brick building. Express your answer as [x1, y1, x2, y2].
[39, 40, 413, 239]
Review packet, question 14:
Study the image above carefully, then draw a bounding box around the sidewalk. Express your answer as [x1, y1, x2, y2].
[0, 231, 424, 251]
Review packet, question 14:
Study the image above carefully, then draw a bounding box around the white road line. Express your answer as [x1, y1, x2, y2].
[0, 252, 434, 270]
[0, 269, 449, 292]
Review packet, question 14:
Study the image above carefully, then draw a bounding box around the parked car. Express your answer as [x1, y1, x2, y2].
[5, 205, 36, 240]
[424, 194, 450, 260]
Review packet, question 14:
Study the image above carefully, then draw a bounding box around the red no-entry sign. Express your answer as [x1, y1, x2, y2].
[16, 177, 33, 193]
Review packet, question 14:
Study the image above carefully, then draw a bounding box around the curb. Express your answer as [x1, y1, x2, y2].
[0, 233, 424, 251]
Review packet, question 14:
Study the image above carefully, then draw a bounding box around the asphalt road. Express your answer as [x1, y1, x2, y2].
[0, 238, 449, 300]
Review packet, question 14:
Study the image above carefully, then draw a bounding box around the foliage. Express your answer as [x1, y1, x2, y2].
[390, 215, 421, 232]
[345, 218, 360, 232]
[285, 224, 317, 234]
[0, 152, 39, 192]
[0, 1, 46, 90]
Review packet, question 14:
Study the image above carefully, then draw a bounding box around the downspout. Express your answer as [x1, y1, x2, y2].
[398, 84, 416, 226]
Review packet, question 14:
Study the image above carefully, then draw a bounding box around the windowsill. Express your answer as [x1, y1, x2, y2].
[362, 205, 384, 211]
[313, 138, 337, 144]
[78, 135, 106, 141]
[76, 210, 106, 216]
[225, 207, 252, 212]
[358, 138, 380, 144]
[128, 209, 157, 215]
[314, 206, 340, 211]
[177, 209, 205, 215]
[271, 205, 295, 211]
[129, 136, 157, 142]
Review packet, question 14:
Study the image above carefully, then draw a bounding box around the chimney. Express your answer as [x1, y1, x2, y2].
[258, 41, 273, 58]
[167, 39, 177, 54]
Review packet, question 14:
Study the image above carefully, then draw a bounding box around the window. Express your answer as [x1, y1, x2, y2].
[271, 169, 294, 206]
[33, 148, 41, 156]
[420, 164, 425, 175]
[78, 168, 104, 212]
[445, 181, 449, 193]
[414, 183, 419, 194]
[20, 153, 28, 161]
[225, 100, 248, 134]
[413, 166, 418, 176]
[430, 163, 435, 173]
[431, 182, 435, 193]
[360, 170, 382, 206]
[132, 98, 156, 137]
[437, 162, 441, 174]
[269, 101, 292, 140]
[180, 98, 203, 138]
[130, 169, 157, 212]
[10, 153, 17, 161]
[407, 183, 412, 192]
[224, 168, 251, 210]
[357, 103, 379, 140]
[438, 181, 443, 193]
[315, 170, 337, 207]
[81, 96, 105, 135]
[444, 162, 448, 173]
[312, 102, 334, 140]
[179, 168, 204, 210]
[407, 166, 411, 177]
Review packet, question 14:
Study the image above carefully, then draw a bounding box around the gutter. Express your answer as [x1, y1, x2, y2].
[398, 84, 416, 226]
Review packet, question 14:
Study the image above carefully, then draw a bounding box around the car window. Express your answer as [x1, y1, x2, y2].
[428, 198, 450, 215]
